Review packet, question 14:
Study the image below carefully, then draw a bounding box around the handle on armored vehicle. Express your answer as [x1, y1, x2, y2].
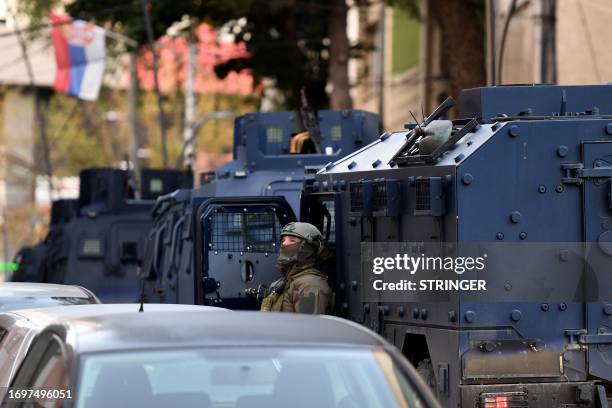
[244, 283, 267, 302]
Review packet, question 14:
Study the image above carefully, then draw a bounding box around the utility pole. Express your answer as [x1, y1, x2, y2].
[10, 10, 53, 203]
[485, 0, 497, 85]
[102, 30, 141, 194]
[128, 52, 142, 197]
[183, 40, 197, 172]
[377, 2, 386, 127]
[539, 0, 557, 84]
[140, 0, 168, 167]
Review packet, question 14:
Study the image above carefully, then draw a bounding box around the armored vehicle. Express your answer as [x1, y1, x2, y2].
[305, 84, 612, 407]
[14, 167, 192, 303]
[12, 199, 77, 283]
[142, 110, 380, 309]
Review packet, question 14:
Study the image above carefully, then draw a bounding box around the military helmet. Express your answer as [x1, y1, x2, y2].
[280, 222, 323, 246]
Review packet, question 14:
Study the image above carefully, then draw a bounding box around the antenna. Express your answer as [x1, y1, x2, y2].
[409, 110, 424, 135]
[421, 102, 426, 124]
[138, 275, 145, 312]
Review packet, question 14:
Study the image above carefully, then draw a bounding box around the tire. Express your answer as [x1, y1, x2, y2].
[416, 358, 436, 391]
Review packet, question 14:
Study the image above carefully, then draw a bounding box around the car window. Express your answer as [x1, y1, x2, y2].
[7, 331, 69, 407]
[0, 296, 93, 312]
[30, 340, 68, 390]
[0, 325, 22, 386]
[76, 347, 425, 408]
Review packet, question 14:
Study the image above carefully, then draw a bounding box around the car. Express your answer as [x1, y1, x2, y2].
[3, 309, 439, 408]
[0, 303, 218, 402]
[0, 282, 100, 312]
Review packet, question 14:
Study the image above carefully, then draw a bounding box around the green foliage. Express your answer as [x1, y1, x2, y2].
[209, 0, 331, 108]
[20, 0, 337, 109]
[391, 7, 420, 74]
[43, 89, 256, 174]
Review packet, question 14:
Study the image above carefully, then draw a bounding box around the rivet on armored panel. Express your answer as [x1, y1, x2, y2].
[465, 311, 476, 323]
[461, 173, 473, 185]
[510, 309, 522, 322]
[557, 145, 568, 158]
[509, 125, 520, 137]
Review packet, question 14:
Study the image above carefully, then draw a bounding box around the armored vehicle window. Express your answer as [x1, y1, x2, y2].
[211, 211, 280, 252]
[121, 241, 139, 263]
[80, 237, 104, 258]
[266, 126, 284, 143]
[149, 178, 164, 193]
[322, 201, 336, 243]
[331, 124, 342, 141]
[415, 179, 430, 213]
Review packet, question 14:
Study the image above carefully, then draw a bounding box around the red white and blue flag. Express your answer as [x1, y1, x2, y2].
[50, 13, 106, 101]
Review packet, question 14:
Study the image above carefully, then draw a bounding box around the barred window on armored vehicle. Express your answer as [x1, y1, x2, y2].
[149, 178, 164, 193]
[80, 238, 104, 258]
[266, 126, 284, 143]
[211, 211, 281, 252]
[330, 124, 342, 141]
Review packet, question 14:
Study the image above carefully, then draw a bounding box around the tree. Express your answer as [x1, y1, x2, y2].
[21, 0, 355, 110]
[428, 0, 485, 105]
[389, 0, 486, 113]
[328, 0, 352, 109]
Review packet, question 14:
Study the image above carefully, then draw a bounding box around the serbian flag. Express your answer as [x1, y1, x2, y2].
[50, 13, 106, 101]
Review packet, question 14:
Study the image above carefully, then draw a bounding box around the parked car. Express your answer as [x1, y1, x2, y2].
[3, 310, 439, 408]
[0, 282, 99, 312]
[0, 303, 217, 402]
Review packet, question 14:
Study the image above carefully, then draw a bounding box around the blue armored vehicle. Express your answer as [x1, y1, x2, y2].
[14, 168, 192, 302]
[142, 110, 380, 309]
[12, 199, 77, 283]
[304, 84, 612, 407]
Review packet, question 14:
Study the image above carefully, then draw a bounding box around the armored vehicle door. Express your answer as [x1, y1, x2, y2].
[195, 197, 296, 309]
[580, 141, 612, 381]
[301, 188, 343, 314]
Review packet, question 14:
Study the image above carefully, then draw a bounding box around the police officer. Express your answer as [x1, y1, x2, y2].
[260, 222, 332, 314]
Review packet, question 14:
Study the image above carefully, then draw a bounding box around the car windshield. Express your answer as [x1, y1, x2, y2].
[76, 347, 425, 408]
[0, 296, 92, 312]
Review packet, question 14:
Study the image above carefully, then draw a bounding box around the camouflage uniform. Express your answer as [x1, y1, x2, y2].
[261, 222, 333, 314]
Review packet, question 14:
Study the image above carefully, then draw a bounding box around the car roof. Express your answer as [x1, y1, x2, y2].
[3, 304, 218, 328]
[0, 282, 94, 299]
[47, 310, 386, 354]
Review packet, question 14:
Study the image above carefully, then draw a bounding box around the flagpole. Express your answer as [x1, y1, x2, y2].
[99, 29, 141, 195]
[140, 0, 169, 168]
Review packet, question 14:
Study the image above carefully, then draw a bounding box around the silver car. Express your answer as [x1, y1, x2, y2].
[0, 303, 214, 402]
[0, 283, 99, 312]
[3, 308, 439, 408]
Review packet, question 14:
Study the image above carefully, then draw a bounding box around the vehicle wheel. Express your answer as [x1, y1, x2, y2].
[416, 358, 436, 391]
